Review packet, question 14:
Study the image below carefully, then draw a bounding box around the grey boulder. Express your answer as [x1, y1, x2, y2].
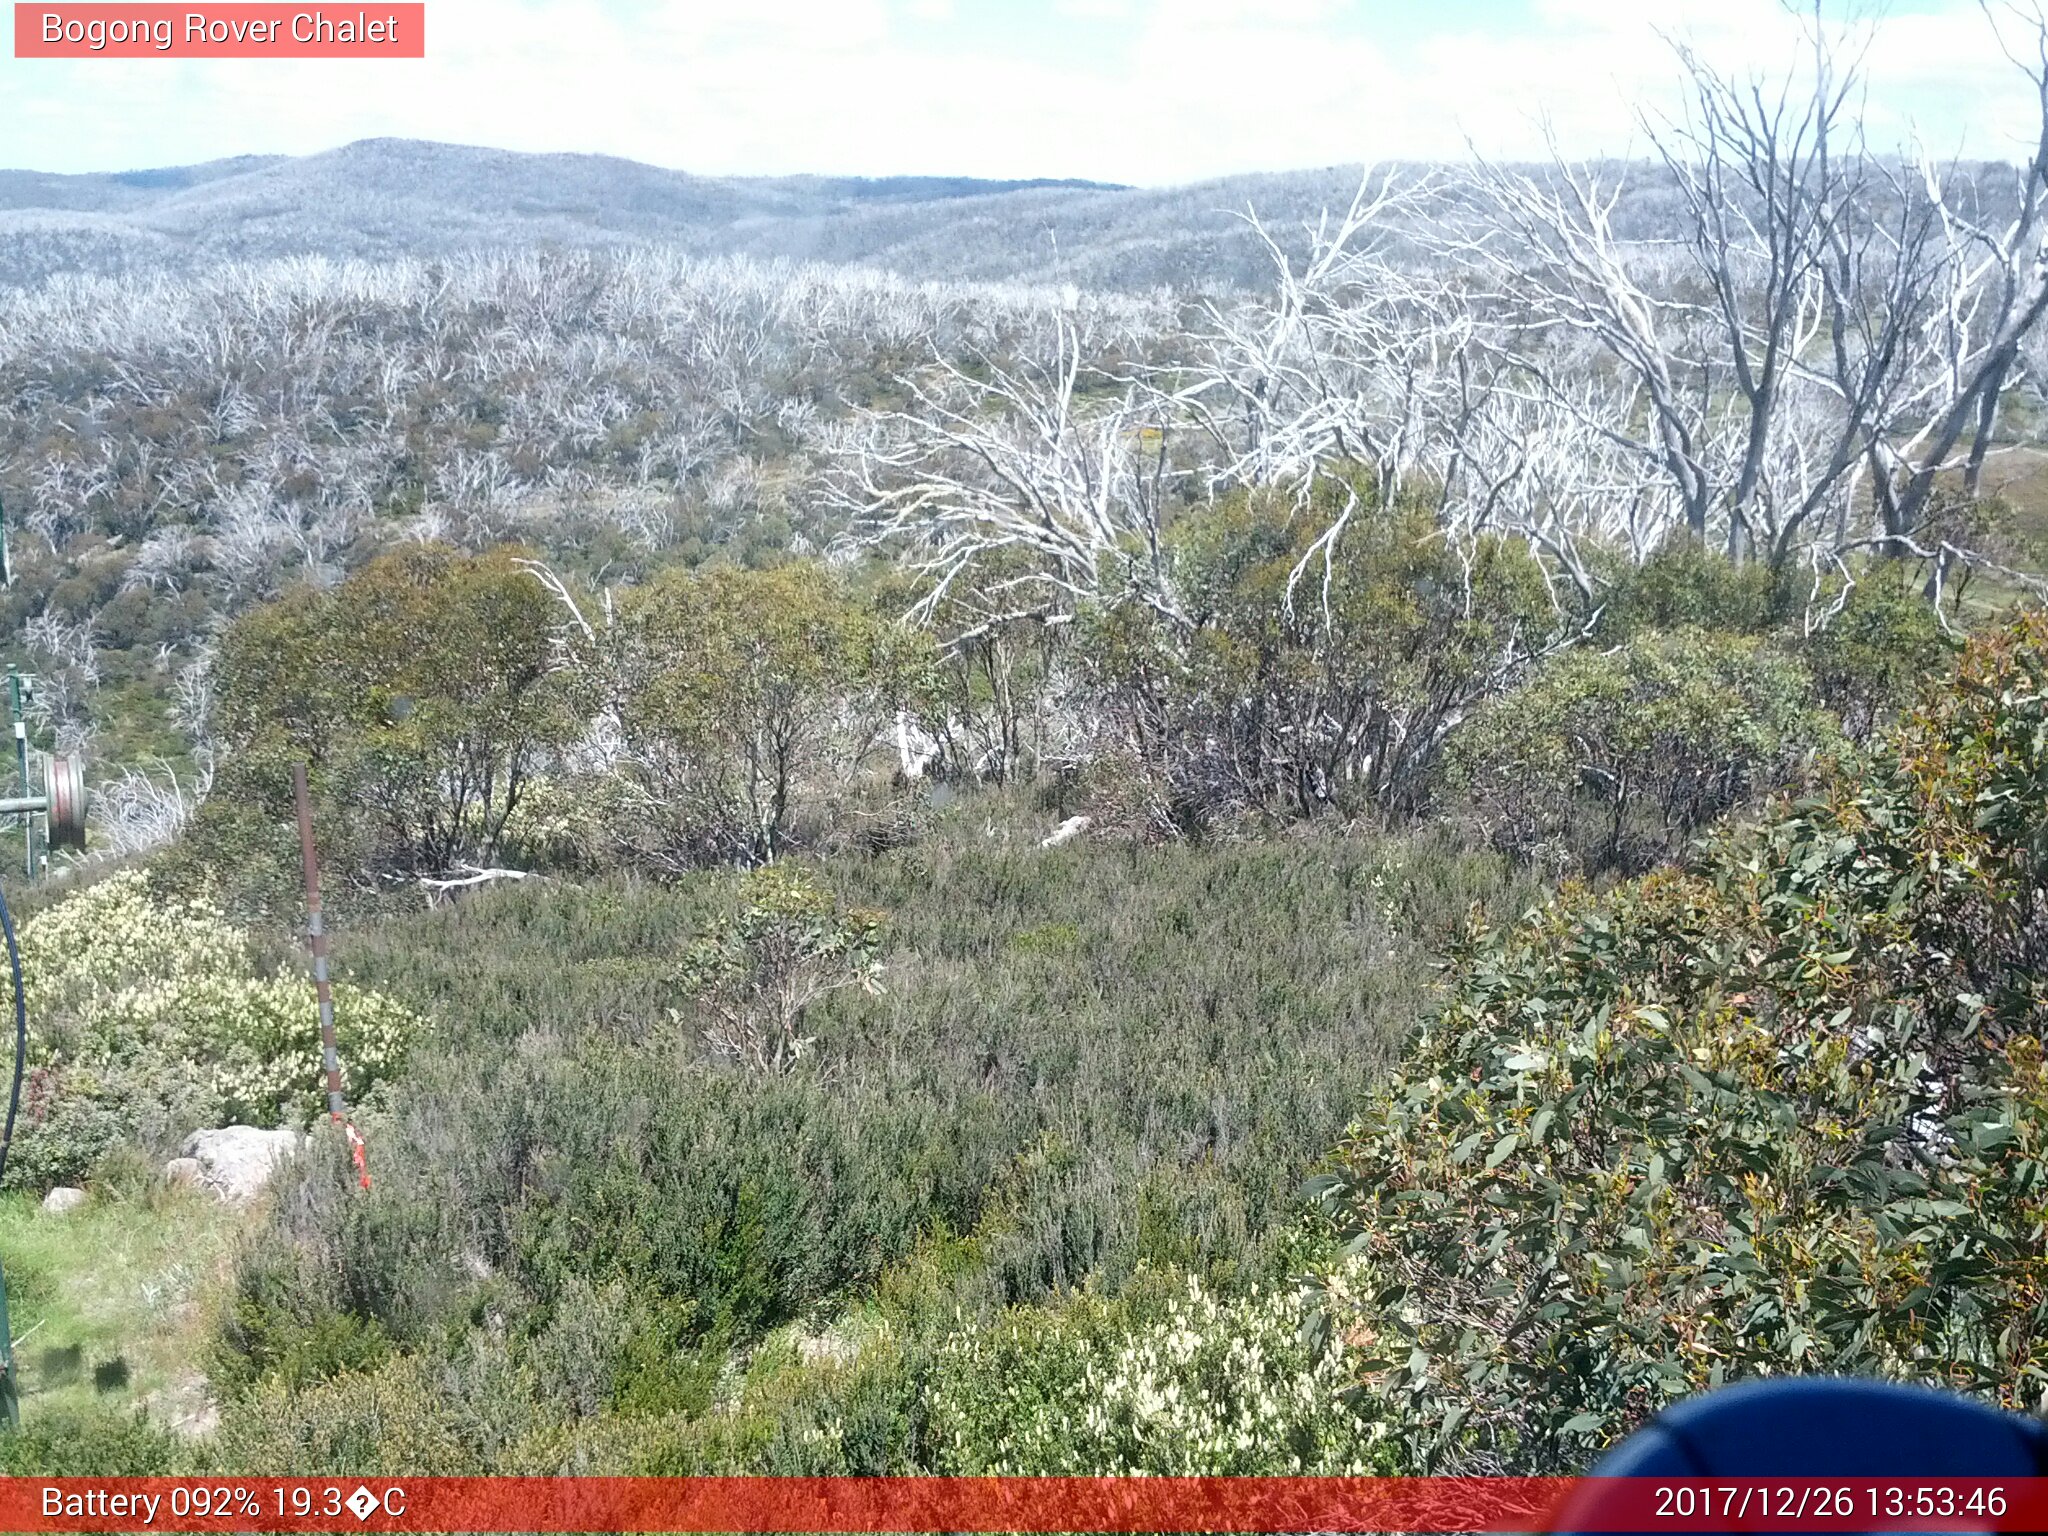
[179, 1126, 303, 1204]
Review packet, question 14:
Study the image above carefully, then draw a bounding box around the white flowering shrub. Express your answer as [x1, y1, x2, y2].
[928, 1270, 1391, 1475]
[1, 871, 421, 1187]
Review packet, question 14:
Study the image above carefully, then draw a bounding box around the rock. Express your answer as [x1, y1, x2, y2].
[162, 1157, 203, 1190]
[1040, 814, 1093, 849]
[180, 1126, 303, 1205]
[40, 1186, 86, 1215]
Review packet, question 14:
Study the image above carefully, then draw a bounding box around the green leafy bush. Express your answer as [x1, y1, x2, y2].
[0, 1406, 181, 1474]
[1314, 611, 2048, 1473]
[478, 1317, 926, 1475]
[678, 866, 884, 1073]
[1800, 576, 1957, 742]
[1446, 629, 1833, 871]
[1078, 482, 1553, 828]
[876, 555, 1070, 785]
[197, 542, 578, 901]
[2, 871, 422, 1187]
[211, 1352, 485, 1475]
[602, 562, 934, 868]
[1598, 544, 1797, 638]
[929, 1270, 1390, 1474]
[213, 1280, 395, 1398]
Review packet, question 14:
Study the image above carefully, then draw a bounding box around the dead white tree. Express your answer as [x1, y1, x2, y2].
[1174, 171, 1452, 495]
[1870, 4, 2048, 542]
[20, 610, 100, 760]
[1167, 171, 1654, 616]
[839, 312, 1181, 631]
[1445, 5, 2048, 577]
[92, 757, 210, 857]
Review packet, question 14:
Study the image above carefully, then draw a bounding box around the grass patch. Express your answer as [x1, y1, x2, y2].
[0, 1186, 245, 1431]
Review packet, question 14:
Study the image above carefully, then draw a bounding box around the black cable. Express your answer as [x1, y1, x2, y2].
[0, 880, 24, 1190]
[0, 877, 23, 1428]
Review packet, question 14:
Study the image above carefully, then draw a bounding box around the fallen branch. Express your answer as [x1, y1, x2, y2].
[1040, 814, 1092, 848]
[419, 865, 542, 907]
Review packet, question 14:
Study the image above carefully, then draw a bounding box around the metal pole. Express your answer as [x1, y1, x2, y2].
[291, 763, 347, 1122]
[8, 677, 26, 883]
[2, 497, 21, 883]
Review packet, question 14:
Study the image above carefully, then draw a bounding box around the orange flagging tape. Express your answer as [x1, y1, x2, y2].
[342, 1120, 370, 1191]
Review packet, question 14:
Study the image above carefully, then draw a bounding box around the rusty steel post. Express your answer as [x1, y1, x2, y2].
[292, 762, 347, 1122]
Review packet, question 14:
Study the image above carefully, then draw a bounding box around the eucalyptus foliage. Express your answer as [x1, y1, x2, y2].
[1314, 611, 2048, 1472]
[1447, 628, 1833, 871]
[677, 867, 885, 1074]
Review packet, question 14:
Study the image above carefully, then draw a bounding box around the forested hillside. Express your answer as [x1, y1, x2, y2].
[9, 140, 2000, 295]
[0, 141, 1134, 290]
[1, 8, 2047, 1481]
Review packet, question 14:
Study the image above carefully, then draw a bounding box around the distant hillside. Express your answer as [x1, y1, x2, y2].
[0, 138, 1452, 292]
[0, 139, 1165, 288]
[8, 138, 1936, 294]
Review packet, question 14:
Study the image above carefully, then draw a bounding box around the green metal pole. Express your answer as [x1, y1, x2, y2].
[0, 492, 23, 883]
[8, 676, 26, 884]
[0, 1265, 16, 1428]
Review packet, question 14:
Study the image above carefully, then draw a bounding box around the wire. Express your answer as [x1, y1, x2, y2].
[0, 876, 24, 1428]
[0, 880, 23, 1190]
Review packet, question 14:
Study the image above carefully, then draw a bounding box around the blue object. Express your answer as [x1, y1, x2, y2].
[1549, 1378, 2048, 1533]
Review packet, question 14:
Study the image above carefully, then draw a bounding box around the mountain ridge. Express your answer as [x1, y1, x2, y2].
[0, 137, 1380, 291]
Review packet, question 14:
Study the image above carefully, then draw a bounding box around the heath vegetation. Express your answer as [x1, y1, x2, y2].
[2, 4, 2047, 1479]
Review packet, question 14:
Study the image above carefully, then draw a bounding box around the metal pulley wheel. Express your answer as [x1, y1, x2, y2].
[43, 754, 85, 850]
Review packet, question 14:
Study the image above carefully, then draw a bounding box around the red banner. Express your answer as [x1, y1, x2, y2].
[13, 5, 424, 58]
[0, 1477, 2044, 1532]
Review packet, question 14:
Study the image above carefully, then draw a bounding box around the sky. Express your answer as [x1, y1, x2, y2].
[0, 0, 2040, 185]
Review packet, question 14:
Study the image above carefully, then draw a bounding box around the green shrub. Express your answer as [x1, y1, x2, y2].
[1, 872, 423, 1188]
[501, 1328, 926, 1476]
[212, 1283, 394, 1398]
[705, 1322, 926, 1474]
[929, 1270, 1391, 1474]
[1446, 629, 1834, 871]
[200, 543, 578, 898]
[1800, 575, 1957, 742]
[1599, 544, 1797, 638]
[1314, 611, 2048, 1473]
[602, 562, 934, 868]
[210, 1353, 478, 1475]
[211, 1122, 474, 1403]
[1078, 481, 1554, 827]
[0, 1406, 181, 1474]
[879, 554, 1069, 786]
[677, 866, 884, 1074]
